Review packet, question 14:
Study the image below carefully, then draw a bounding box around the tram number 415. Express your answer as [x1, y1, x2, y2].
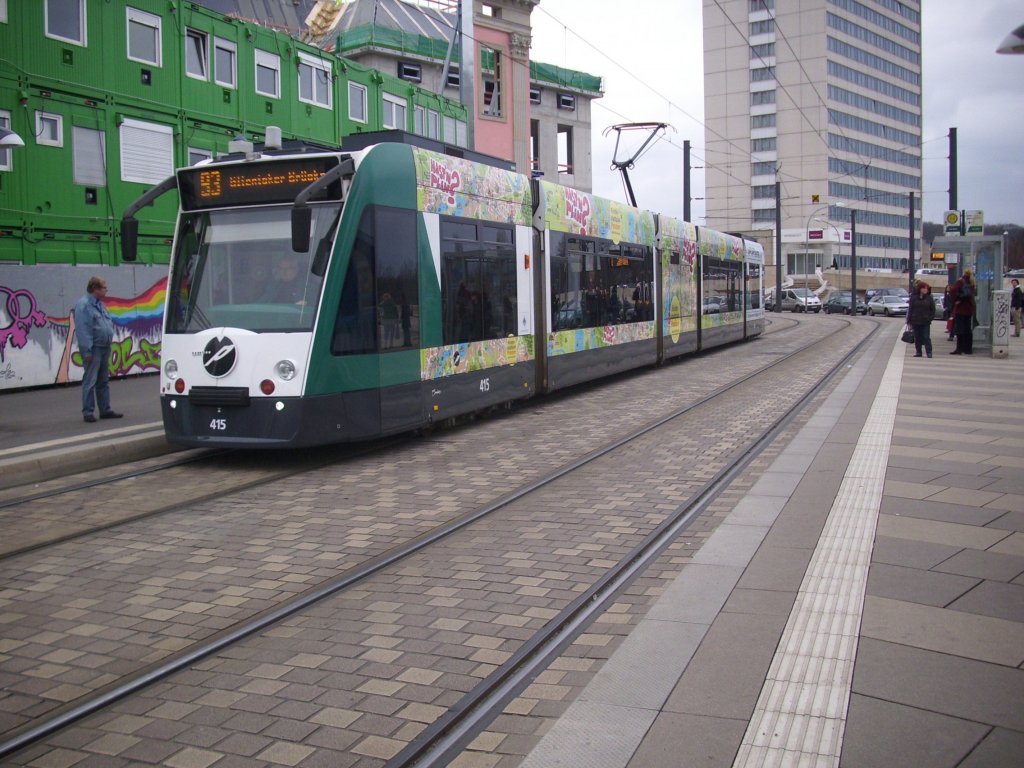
[479, 378, 490, 393]
[210, 418, 228, 430]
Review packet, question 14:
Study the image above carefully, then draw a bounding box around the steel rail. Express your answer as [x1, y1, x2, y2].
[0, 317, 871, 761]
[386, 322, 880, 768]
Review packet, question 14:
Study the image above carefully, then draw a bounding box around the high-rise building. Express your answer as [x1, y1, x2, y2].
[702, 0, 922, 280]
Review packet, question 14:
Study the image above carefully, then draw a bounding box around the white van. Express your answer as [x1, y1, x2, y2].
[779, 288, 822, 313]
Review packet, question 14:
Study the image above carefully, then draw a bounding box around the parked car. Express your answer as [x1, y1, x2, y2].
[823, 291, 867, 315]
[1006, 268, 1024, 278]
[702, 296, 725, 313]
[778, 288, 822, 313]
[933, 294, 944, 316]
[865, 287, 909, 301]
[914, 267, 948, 279]
[866, 295, 910, 316]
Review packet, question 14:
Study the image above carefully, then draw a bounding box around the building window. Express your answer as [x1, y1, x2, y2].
[751, 66, 775, 82]
[428, 110, 439, 139]
[185, 28, 208, 80]
[188, 147, 212, 165]
[529, 87, 541, 104]
[382, 94, 407, 130]
[255, 50, 280, 98]
[751, 137, 776, 152]
[73, 126, 106, 186]
[46, 0, 85, 46]
[443, 115, 456, 142]
[0, 0, 7, 23]
[749, 0, 774, 10]
[349, 82, 367, 123]
[751, 184, 775, 199]
[456, 120, 467, 147]
[398, 61, 422, 83]
[751, 114, 776, 129]
[750, 43, 775, 59]
[36, 112, 63, 147]
[214, 38, 236, 88]
[127, 8, 161, 66]
[299, 52, 331, 108]
[481, 46, 502, 117]
[0, 110, 12, 171]
[558, 93, 576, 111]
[751, 161, 775, 176]
[558, 124, 573, 175]
[120, 118, 173, 184]
[751, 90, 776, 105]
[414, 105, 425, 135]
[446, 66, 460, 89]
[750, 19, 774, 35]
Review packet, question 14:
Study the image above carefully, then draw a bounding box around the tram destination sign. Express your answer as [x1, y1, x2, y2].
[178, 156, 342, 210]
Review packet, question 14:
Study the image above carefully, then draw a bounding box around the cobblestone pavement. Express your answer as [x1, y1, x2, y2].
[2, 315, 872, 766]
[0, 450, 342, 556]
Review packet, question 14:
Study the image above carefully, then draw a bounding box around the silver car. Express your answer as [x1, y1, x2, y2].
[866, 295, 910, 316]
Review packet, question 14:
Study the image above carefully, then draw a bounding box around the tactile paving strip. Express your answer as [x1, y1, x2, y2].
[733, 336, 904, 767]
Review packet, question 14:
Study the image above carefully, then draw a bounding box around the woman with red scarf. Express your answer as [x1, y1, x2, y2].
[950, 268, 976, 355]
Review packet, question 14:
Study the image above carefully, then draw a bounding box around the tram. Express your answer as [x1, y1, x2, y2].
[121, 132, 764, 447]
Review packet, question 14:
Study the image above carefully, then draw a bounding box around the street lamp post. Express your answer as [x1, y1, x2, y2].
[850, 210, 857, 315]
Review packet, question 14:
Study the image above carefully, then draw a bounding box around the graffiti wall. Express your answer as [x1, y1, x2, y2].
[0, 265, 167, 391]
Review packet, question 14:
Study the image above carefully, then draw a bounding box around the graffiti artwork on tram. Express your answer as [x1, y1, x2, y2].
[0, 268, 167, 390]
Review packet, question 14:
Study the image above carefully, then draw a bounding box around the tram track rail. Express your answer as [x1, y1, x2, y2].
[0, 312, 802, 561]
[0, 316, 876, 763]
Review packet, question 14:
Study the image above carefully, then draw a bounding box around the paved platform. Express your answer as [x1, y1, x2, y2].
[1, 328, 1022, 767]
[518, 328, 1024, 768]
[0, 374, 170, 490]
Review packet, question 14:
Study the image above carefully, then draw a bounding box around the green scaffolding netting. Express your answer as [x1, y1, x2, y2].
[334, 26, 603, 94]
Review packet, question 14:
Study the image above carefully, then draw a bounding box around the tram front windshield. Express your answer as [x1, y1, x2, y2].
[166, 205, 338, 334]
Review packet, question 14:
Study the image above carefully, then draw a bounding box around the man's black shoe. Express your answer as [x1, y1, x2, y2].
[84, 414, 97, 423]
[99, 411, 124, 419]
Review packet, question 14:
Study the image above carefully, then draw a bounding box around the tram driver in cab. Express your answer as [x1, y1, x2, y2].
[261, 256, 307, 305]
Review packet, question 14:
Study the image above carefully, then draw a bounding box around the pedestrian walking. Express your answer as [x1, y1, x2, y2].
[73, 276, 123, 422]
[906, 280, 936, 357]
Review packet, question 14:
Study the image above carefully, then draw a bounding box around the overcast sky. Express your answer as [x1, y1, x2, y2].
[528, 0, 1024, 228]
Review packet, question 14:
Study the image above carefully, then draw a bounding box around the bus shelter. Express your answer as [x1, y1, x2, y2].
[930, 236, 1006, 351]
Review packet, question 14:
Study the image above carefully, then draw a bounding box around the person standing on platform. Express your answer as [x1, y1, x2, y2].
[1011, 278, 1023, 337]
[73, 276, 123, 423]
[950, 268, 977, 355]
[943, 284, 955, 340]
[907, 280, 936, 357]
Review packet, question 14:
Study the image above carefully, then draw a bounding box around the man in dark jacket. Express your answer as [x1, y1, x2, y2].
[1011, 278, 1023, 337]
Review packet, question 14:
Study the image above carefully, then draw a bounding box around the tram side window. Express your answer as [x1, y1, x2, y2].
[746, 263, 762, 309]
[441, 219, 517, 344]
[333, 209, 377, 355]
[549, 233, 653, 330]
[702, 257, 743, 314]
[374, 208, 419, 350]
[332, 206, 420, 355]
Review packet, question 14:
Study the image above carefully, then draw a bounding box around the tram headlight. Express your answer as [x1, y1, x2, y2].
[164, 359, 179, 380]
[274, 359, 296, 381]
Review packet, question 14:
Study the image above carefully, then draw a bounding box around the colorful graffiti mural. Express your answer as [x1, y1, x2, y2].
[0, 266, 167, 390]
